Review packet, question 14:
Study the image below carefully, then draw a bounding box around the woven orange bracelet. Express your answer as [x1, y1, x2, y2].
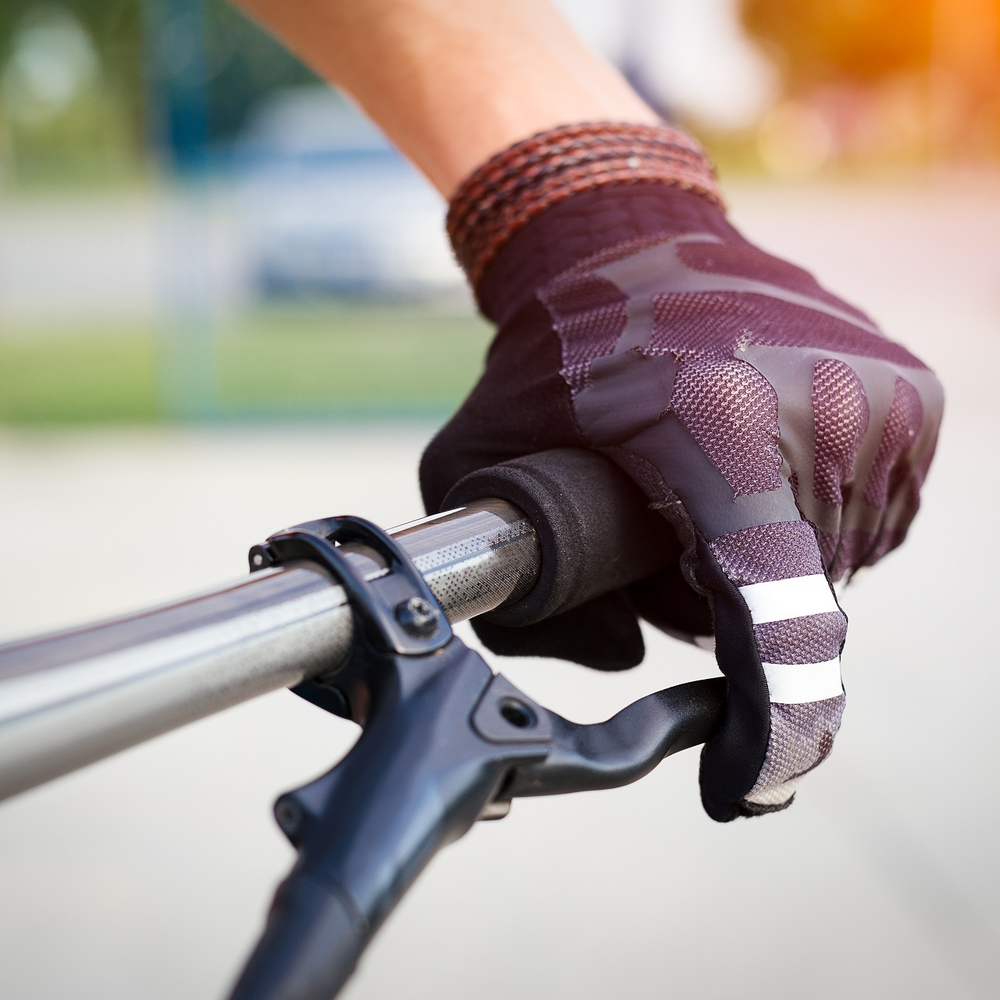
[446, 122, 724, 288]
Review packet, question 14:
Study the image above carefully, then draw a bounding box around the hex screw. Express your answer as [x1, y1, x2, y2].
[394, 596, 439, 636]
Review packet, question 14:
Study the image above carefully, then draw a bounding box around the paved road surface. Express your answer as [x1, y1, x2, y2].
[0, 176, 998, 999]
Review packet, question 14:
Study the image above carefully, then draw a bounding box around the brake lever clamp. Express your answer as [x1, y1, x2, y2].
[249, 511, 554, 806]
[250, 514, 451, 656]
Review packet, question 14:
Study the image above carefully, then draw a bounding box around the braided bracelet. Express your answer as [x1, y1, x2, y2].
[446, 122, 724, 288]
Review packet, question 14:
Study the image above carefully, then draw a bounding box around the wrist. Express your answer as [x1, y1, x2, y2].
[447, 122, 731, 324]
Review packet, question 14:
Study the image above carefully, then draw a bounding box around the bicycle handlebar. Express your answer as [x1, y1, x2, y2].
[219, 458, 723, 1000]
[0, 449, 681, 802]
[0, 447, 726, 1000]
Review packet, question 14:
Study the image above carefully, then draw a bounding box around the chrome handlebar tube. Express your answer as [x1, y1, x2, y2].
[0, 500, 539, 803]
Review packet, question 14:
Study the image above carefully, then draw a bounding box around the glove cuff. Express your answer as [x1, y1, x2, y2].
[447, 122, 724, 289]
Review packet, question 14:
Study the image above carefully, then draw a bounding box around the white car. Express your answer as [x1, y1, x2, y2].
[234, 86, 464, 300]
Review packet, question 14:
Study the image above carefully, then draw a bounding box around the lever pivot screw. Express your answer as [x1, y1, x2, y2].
[395, 597, 439, 636]
[275, 798, 303, 838]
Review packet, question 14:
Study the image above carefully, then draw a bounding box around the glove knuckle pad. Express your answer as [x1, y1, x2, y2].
[811, 358, 869, 507]
[672, 358, 782, 497]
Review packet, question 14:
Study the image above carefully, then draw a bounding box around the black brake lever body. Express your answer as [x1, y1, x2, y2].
[231, 517, 554, 1000]
[230, 515, 724, 1000]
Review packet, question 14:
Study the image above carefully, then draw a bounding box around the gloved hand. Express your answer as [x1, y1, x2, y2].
[420, 123, 943, 821]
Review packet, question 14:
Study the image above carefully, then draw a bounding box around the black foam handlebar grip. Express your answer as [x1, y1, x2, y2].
[443, 449, 682, 628]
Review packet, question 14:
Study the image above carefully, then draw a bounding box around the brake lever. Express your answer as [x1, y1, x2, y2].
[502, 676, 725, 801]
[229, 515, 724, 1000]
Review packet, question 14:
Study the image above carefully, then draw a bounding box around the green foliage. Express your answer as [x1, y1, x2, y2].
[0, 1, 317, 187]
[0, 1, 145, 186]
[0, 329, 158, 423]
[213, 304, 490, 418]
[0, 304, 492, 424]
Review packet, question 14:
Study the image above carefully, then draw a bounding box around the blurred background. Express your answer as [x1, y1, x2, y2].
[0, 2, 998, 999]
[0, 0, 997, 423]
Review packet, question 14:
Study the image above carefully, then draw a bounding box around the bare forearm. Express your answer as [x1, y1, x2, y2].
[233, 0, 660, 195]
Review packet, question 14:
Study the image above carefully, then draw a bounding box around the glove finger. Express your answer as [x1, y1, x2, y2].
[739, 350, 944, 581]
[699, 521, 846, 819]
[855, 368, 944, 568]
[665, 355, 937, 818]
[598, 357, 847, 820]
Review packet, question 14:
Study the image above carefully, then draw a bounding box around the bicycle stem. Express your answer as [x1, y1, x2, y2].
[0, 447, 684, 804]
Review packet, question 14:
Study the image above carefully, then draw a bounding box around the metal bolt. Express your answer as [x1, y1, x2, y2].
[275, 799, 302, 837]
[252, 552, 264, 567]
[394, 596, 439, 636]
